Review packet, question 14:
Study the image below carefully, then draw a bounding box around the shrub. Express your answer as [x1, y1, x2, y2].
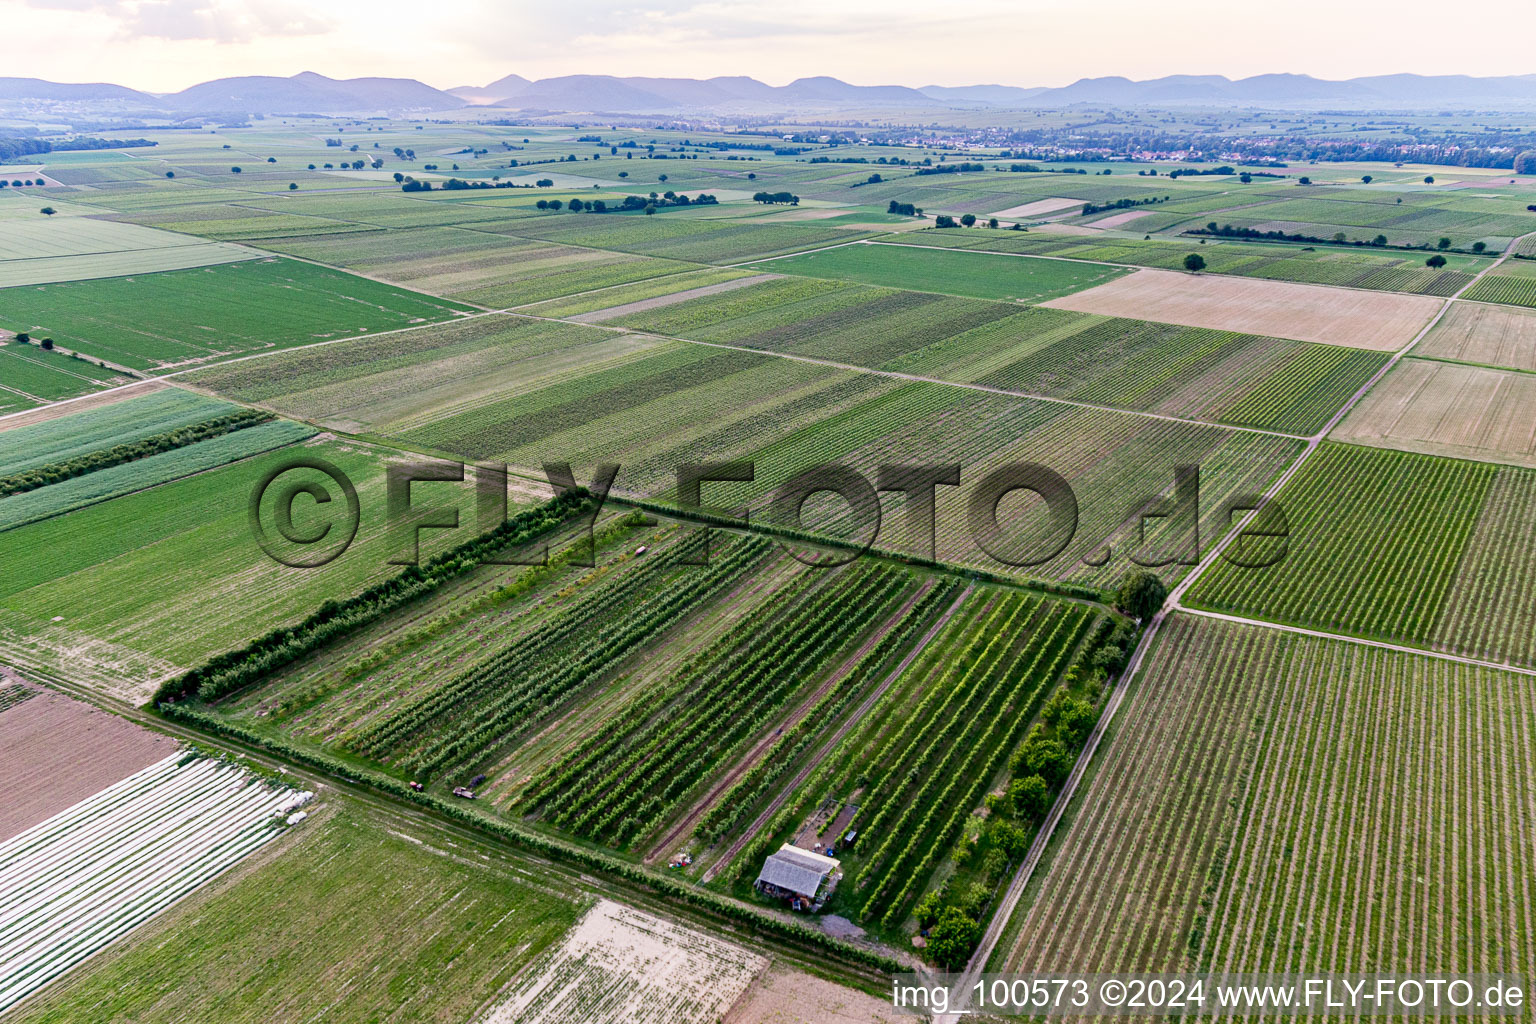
[1115, 570, 1168, 619]
[1009, 774, 1050, 820]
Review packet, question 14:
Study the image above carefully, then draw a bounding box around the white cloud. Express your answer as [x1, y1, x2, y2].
[23, 0, 331, 43]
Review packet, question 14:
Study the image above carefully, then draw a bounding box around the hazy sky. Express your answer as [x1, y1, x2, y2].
[6, 0, 1535, 93]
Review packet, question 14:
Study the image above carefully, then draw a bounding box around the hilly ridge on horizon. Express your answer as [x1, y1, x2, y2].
[1, 69, 1533, 116]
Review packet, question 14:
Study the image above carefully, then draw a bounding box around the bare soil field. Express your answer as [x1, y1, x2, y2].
[1042, 268, 1441, 350]
[479, 898, 767, 1024]
[1416, 300, 1536, 371]
[1090, 209, 1154, 229]
[570, 274, 781, 323]
[990, 197, 1084, 219]
[723, 965, 903, 1024]
[1332, 358, 1536, 467]
[0, 680, 176, 840]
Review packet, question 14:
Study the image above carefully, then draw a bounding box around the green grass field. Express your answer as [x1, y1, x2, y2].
[0, 344, 132, 405]
[0, 438, 497, 699]
[0, 257, 475, 371]
[759, 241, 1129, 302]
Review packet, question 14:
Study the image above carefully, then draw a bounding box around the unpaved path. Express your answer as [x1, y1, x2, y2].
[700, 584, 972, 883]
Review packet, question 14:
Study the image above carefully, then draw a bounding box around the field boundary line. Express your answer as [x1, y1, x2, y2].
[1175, 606, 1536, 678]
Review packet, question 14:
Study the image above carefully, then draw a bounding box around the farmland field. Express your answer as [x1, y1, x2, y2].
[0, 418, 314, 530]
[1462, 258, 1536, 308]
[0, 752, 311, 1012]
[996, 614, 1536, 981]
[1416, 299, 1536, 370]
[7, 807, 583, 1024]
[0, 387, 236, 475]
[0, 257, 475, 370]
[1186, 441, 1536, 665]
[0, 343, 133, 408]
[757, 241, 1130, 302]
[0, 216, 255, 287]
[1332, 358, 1536, 467]
[1042, 268, 1442, 349]
[0, 438, 494, 699]
[479, 899, 766, 1024]
[890, 228, 1485, 296]
[0, 684, 176, 840]
[10, 110, 1536, 1015]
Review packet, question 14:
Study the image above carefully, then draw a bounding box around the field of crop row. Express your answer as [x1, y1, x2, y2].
[1187, 441, 1536, 666]
[518, 560, 924, 850]
[847, 595, 1094, 927]
[250, 225, 708, 308]
[0, 754, 309, 1012]
[599, 271, 1382, 434]
[8, 806, 582, 1024]
[999, 614, 1536, 980]
[1463, 259, 1536, 308]
[344, 532, 776, 782]
[0, 388, 233, 475]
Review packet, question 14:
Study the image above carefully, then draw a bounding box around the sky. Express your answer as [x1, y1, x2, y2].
[5, 0, 1535, 93]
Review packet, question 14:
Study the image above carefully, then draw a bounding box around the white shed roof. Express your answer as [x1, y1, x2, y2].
[755, 844, 840, 896]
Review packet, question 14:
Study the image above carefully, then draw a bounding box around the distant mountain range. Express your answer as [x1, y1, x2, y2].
[1, 70, 1533, 118]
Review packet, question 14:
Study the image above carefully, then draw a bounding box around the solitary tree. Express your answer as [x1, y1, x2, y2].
[288, 183, 298, 190]
[1438, 237, 1452, 250]
[1473, 241, 1488, 253]
[165, 171, 175, 178]
[1298, 176, 1311, 185]
[1361, 174, 1373, 184]
[1115, 569, 1168, 619]
[1424, 175, 1435, 184]
[867, 173, 882, 184]
[1183, 253, 1206, 273]
[230, 166, 242, 174]
[1372, 234, 1388, 246]
[40, 207, 56, 216]
[40, 338, 54, 350]
[960, 213, 977, 227]
[1239, 172, 1252, 184]
[1426, 254, 1448, 268]
[987, 217, 999, 229]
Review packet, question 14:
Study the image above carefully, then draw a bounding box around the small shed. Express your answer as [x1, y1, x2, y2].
[754, 844, 841, 910]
